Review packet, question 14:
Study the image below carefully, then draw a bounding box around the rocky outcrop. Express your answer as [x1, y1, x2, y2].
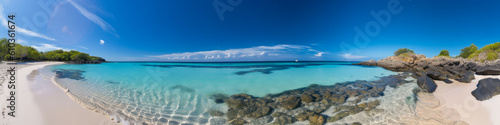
[417, 75, 437, 93]
[471, 78, 500, 101]
[475, 61, 500, 75]
[356, 55, 481, 83]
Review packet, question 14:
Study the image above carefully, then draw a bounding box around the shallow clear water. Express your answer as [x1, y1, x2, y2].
[39, 62, 397, 124]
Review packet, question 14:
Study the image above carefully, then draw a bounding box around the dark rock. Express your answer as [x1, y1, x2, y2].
[426, 71, 447, 80]
[443, 79, 453, 84]
[476, 67, 500, 75]
[457, 71, 475, 83]
[417, 75, 437, 93]
[209, 93, 229, 104]
[471, 78, 500, 101]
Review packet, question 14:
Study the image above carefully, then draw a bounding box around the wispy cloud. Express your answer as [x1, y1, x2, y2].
[80, 46, 88, 49]
[339, 53, 366, 59]
[31, 43, 70, 52]
[100, 39, 105, 45]
[0, 5, 56, 41]
[314, 52, 325, 57]
[150, 44, 325, 60]
[67, 0, 118, 37]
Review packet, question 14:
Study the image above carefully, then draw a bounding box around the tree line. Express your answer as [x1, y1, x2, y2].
[0, 38, 105, 62]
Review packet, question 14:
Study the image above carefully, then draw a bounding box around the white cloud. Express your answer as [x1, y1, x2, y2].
[31, 43, 70, 52]
[314, 52, 325, 57]
[100, 39, 105, 45]
[150, 44, 325, 60]
[80, 46, 88, 49]
[339, 53, 366, 59]
[67, 0, 118, 37]
[0, 5, 56, 41]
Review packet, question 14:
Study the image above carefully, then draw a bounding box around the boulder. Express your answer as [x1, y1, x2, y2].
[471, 78, 500, 101]
[457, 71, 475, 83]
[443, 79, 453, 84]
[426, 71, 447, 80]
[417, 75, 437, 93]
[476, 67, 500, 75]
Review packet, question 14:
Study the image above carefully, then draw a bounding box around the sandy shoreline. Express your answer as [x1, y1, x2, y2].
[432, 75, 500, 125]
[0, 62, 118, 125]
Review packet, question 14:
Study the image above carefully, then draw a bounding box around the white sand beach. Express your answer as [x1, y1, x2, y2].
[0, 62, 118, 125]
[432, 75, 500, 125]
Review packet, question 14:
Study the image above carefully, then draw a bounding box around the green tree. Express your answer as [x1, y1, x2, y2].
[458, 44, 477, 58]
[438, 50, 450, 57]
[71, 53, 89, 61]
[394, 48, 414, 56]
[26, 47, 41, 60]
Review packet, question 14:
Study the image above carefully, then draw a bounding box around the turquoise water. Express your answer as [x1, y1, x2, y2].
[39, 62, 397, 124]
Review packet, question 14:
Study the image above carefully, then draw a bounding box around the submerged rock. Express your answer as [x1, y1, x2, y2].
[417, 75, 437, 93]
[471, 78, 500, 101]
[277, 95, 300, 110]
[308, 114, 325, 125]
[209, 93, 229, 104]
[301, 93, 314, 103]
[271, 112, 295, 125]
[53, 69, 85, 80]
[225, 93, 272, 124]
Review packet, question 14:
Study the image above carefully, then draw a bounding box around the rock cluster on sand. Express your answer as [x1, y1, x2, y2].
[357, 54, 500, 101]
[471, 78, 500, 101]
[212, 73, 413, 125]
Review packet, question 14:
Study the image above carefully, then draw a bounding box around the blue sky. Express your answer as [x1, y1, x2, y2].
[1, 0, 500, 61]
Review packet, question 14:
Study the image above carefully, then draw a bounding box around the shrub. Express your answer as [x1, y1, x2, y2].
[459, 44, 477, 58]
[468, 42, 500, 61]
[487, 52, 498, 61]
[438, 50, 450, 57]
[394, 48, 414, 56]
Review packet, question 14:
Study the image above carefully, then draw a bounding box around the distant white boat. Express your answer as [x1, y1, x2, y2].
[295, 60, 298, 62]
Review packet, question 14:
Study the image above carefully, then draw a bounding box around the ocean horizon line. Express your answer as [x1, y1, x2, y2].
[104, 60, 364, 63]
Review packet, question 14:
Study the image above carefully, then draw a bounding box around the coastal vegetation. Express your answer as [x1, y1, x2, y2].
[436, 50, 450, 57]
[0, 38, 105, 62]
[468, 42, 500, 61]
[393, 48, 414, 56]
[458, 44, 478, 58]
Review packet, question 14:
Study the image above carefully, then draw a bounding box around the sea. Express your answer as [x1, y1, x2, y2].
[38, 61, 404, 124]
